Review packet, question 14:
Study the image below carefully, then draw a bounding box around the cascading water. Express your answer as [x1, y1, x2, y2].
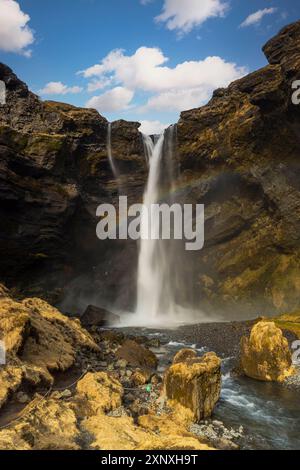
[107, 122, 119, 181]
[135, 126, 179, 325]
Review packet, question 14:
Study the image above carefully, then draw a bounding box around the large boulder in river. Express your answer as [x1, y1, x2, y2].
[80, 304, 120, 327]
[240, 321, 295, 382]
[164, 351, 221, 423]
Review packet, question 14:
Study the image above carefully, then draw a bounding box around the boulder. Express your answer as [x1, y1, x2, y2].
[173, 348, 197, 364]
[164, 352, 221, 423]
[116, 339, 158, 370]
[240, 321, 295, 382]
[0, 288, 98, 410]
[76, 372, 123, 416]
[81, 305, 120, 327]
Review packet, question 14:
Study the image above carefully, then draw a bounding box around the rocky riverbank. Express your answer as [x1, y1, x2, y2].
[1, 284, 299, 450]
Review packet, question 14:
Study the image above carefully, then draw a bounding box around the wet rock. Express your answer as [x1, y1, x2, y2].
[164, 352, 221, 423]
[81, 305, 120, 327]
[240, 321, 295, 382]
[116, 340, 158, 370]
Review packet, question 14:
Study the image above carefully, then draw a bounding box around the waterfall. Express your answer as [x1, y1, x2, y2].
[107, 122, 119, 181]
[135, 126, 178, 325]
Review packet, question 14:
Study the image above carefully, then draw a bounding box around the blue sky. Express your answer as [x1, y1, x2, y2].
[0, 0, 299, 133]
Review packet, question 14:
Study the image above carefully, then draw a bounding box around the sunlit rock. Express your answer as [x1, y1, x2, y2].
[240, 321, 295, 382]
[164, 352, 221, 423]
[76, 372, 123, 416]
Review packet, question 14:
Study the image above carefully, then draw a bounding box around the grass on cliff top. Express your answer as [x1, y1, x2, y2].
[274, 309, 300, 338]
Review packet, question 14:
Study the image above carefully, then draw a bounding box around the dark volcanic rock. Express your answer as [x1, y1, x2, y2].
[0, 63, 146, 308]
[176, 20, 300, 318]
[1, 21, 300, 319]
[81, 305, 120, 327]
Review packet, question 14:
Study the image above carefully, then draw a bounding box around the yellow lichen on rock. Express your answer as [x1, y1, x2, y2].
[76, 372, 123, 416]
[240, 321, 295, 382]
[0, 367, 23, 408]
[82, 413, 213, 451]
[173, 348, 197, 364]
[0, 287, 99, 411]
[0, 397, 79, 450]
[164, 351, 221, 423]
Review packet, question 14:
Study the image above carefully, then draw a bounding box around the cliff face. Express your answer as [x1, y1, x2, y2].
[177, 21, 300, 317]
[0, 21, 300, 318]
[0, 63, 146, 309]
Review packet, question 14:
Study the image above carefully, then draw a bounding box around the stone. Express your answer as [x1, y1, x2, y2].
[81, 305, 120, 327]
[116, 359, 127, 369]
[164, 352, 221, 423]
[173, 348, 197, 364]
[131, 369, 151, 386]
[240, 321, 295, 382]
[0, 289, 98, 410]
[76, 372, 123, 416]
[0, 397, 80, 450]
[116, 340, 158, 370]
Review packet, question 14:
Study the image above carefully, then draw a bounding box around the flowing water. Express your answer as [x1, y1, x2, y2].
[121, 327, 300, 450]
[107, 122, 119, 181]
[135, 126, 182, 326]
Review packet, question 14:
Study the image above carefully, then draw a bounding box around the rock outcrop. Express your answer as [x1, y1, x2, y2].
[164, 351, 221, 422]
[240, 321, 295, 382]
[0, 285, 98, 409]
[176, 20, 300, 317]
[1, 21, 300, 318]
[0, 63, 146, 310]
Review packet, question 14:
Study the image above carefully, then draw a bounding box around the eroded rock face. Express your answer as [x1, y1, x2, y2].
[240, 321, 295, 382]
[0, 63, 146, 309]
[164, 351, 221, 422]
[0, 286, 98, 409]
[176, 20, 300, 317]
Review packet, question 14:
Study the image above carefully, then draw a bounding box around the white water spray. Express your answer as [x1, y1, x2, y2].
[107, 122, 119, 181]
[135, 126, 179, 325]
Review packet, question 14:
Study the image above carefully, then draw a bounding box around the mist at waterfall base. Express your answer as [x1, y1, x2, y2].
[123, 126, 211, 328]
[60, 123, 215, 327]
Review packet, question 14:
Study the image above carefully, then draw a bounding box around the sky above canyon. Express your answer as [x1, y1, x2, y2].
[0, 0, 299, 134]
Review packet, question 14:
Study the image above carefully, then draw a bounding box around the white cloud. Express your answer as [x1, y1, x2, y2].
[0, 0, 34, 55]
[86, 86, 134, 113]
[80, 48, 246, 94]
[39, 82, 83, 95]
[140, 87, 212, 112]
[240, 8, 277, 28]
[87, 77, 112, 92]
[155, 0, 229, 34]
[81, 48, 246, 113]
[139, 120, 170, 135]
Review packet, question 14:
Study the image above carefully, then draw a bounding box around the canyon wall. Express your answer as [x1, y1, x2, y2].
[0, 21, 300, 318]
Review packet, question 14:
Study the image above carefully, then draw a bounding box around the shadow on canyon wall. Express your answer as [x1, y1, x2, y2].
[0, 21, 300, 320]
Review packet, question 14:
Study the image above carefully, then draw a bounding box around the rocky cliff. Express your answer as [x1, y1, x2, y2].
[0, 63, 146, 310]
[0, 21, 300, 318]
[177, 20, 300, 318]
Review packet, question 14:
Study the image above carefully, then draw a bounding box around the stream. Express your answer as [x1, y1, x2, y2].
[123, 326, 300, 450]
